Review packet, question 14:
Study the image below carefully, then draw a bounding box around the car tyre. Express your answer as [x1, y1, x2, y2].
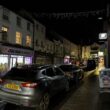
[39, 93, 50, 110]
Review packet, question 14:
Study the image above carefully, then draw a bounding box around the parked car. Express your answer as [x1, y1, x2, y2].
[0, 64, 69, 110]
[58, 64, 84, 85]
[84, 59, 96, 71]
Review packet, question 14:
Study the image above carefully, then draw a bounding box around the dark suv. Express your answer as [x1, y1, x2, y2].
[84, 59, 96, 71]
[0, 64, 69, 110]
[58, 64, 84, 85]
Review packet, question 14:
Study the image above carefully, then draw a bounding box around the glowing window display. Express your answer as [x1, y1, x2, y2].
[17, 56, 23, 64]
[25, 57, 32, 64]
[64, 56, 70, 64]
[0, 55, 8, 74]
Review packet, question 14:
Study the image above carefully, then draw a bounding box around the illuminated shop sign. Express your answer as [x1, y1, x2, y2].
[0, 46, 33, 56]
[99, 33, 107, 40]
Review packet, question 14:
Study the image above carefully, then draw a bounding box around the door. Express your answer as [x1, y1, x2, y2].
[45, 67, 60, 95]
[54, 67, 66, 90]
[10, 57, 17, 69]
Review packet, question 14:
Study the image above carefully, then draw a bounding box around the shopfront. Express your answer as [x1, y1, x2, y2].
[64, 55, 70, 64]
[0, 45, 34, 74]
[36, 55, 52, 64]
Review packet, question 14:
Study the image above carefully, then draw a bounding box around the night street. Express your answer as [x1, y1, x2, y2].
[0, 70, 109, 110]
[0, 2, 110, 110]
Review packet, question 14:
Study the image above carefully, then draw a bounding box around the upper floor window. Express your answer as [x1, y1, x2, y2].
[27, 22, 31, 31]
[36, 40, 38, 46]
[1, 26, 8, 42]
[16, 32, 22, 44]
[41, 27, 44, 33]
[2, 26, 8, 32]
[36, 24, 39, 30]
[3, 8, 9, 21]
[41, 41, 44, 48]
[16, 16, 21, 27]
[26, 35, 31, 47]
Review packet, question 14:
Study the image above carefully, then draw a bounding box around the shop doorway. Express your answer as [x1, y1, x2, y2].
[10, 57, 17, 68]
[10, 55, 23, 69]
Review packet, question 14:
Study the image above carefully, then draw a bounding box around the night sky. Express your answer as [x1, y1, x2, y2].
[1, 0, 109, 45]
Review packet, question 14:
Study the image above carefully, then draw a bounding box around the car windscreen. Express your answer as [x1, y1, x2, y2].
[3, 68, 38, 81]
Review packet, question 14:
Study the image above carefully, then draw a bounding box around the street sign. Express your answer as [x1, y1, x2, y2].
[99, 68, 110, 93]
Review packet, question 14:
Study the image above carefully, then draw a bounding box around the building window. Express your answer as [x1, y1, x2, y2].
[1, 26, 8, 42]
[26, 35, 31, 47]
[3, 8, 9, 21]
[47, 44, 49, 51]
[16, 32, 22, 44]
[16, 16, 21, 27]
[41, 27, 44, 33]
[27, 22, 31, 31]
[0, 55, 8, 73]
[36, 24, 39, 30]
[36, 40, 38, 46]
[41, 41, 44, 48]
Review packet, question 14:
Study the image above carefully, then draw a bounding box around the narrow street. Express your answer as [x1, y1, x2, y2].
[1, 70, 110, 110]
[49, 70, 110, 110]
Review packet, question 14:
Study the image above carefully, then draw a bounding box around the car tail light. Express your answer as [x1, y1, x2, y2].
[21, 82, 38, 88]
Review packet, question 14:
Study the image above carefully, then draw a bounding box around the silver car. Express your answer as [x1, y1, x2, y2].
[0, 64, 69, 110]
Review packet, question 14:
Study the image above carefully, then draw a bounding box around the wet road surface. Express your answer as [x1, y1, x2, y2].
[49, 72, 110, 110]
[2, 71, 110, 110]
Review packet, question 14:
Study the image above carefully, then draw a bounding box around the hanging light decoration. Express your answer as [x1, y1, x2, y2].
[34, 9, 106, 19]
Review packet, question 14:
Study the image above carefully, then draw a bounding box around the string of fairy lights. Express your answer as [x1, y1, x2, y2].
[34, 9, 106, 19]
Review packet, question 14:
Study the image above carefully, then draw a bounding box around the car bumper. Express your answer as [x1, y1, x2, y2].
[0, 90, 40, 108]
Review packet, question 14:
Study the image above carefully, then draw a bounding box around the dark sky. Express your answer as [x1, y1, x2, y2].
[1, 0, 109, 45]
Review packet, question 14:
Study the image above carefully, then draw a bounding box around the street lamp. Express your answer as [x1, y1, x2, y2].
[99, 32, 108, 67]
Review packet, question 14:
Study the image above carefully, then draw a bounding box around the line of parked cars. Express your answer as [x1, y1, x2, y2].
[58, 64, 84, 85]
[0, 64, 84, 110]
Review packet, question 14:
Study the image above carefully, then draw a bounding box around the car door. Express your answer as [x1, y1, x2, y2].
[73, 66, 83, 80]
[45, 67, 60, 95]
[54, 67, 67, 90]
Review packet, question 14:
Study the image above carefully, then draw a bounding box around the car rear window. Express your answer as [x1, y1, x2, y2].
[60, 65, 74, 71]
[3, 68, 38, 81]
[59, 65, 79, 72]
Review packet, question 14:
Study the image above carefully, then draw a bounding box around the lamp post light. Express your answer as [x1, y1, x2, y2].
[99, 32, 108, 67]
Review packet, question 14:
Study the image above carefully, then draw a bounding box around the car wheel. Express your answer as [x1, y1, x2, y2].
[39, 93, 50, 110]
[65, 80, 70, 92]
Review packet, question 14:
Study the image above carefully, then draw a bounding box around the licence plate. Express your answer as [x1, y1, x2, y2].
[4, 83, 20, 91]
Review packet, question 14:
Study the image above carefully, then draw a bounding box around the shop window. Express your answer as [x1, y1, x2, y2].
[17, 56, 23, 65]
[26, 35, 31, 47]
[1, 26, 8, 42]
[25, 57, 32, 64]
[10, 55, 23, 68]
[16, 32, 22, 44]
[0, 55, 8, 74]
[3, 8, 9, 21]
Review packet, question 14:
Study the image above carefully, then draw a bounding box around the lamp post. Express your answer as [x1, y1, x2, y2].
[99, 33, 108, 67]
